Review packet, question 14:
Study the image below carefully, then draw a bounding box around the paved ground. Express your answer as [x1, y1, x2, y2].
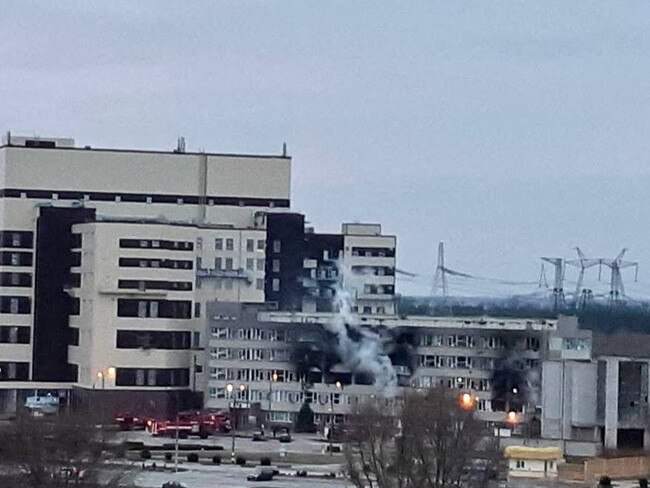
[116, 430, 335, 455]
[104, 463, 351, 488]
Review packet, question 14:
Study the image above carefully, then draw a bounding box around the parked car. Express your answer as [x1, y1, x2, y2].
[277, 428, 292, 443]
[162, 482, 187, 488]
[247, 467, 275, 482]
[252, 430, 266, 441]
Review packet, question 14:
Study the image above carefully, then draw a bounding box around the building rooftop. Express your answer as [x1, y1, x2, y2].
[0, 133, 290, 160]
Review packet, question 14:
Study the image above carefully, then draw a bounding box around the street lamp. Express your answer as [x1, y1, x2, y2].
[96, 371, 105, 389]
[268, 372, 278, 427]
[459, 392, 476, 410]
[227, 383, 246, 463]
[107, 366, 116, 378]
[329, 381, 343, 456]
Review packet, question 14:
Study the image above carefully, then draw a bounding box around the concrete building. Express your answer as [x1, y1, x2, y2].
[265, 214, 396, 315]
[0, 134, 290, 413]
[542, 315, 650, 455]
[205, 301, 552, 427]
[0, 133, 398, 416]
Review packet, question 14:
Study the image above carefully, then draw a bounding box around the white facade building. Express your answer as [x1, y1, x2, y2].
[0, 134, 290, 414]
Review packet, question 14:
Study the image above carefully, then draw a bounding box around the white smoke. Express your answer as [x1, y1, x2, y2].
[324, 259, 397, 394]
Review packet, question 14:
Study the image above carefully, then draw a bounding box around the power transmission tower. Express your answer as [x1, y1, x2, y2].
[541, 257, 565, 310]
[599, 249, 639, 305]
[431, 242, 448, 298]
[565, 247, 600, 308]
[537, 263, 548, 288]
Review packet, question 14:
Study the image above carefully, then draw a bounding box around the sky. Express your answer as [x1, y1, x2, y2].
[2, 1, 650, 297]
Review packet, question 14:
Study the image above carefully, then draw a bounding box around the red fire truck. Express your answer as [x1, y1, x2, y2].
[146, 410, 231, 439]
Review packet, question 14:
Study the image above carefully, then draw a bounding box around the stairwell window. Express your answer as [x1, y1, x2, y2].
[273, 240, 281, 253]
[215, 238, 223, 250]
[226, 238, 234, 251]
[246, 239, 254, 252]
[272, 278, 280, 292]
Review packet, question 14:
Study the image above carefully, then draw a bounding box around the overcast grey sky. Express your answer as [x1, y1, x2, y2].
[2, 1, 650, 296]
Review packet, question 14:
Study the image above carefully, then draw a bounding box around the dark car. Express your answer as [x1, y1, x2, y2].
[252, 430, 266, 441]
[277, 428, 292, 443]
[247, 467, 275, 482]
[162, 482, 187, 488]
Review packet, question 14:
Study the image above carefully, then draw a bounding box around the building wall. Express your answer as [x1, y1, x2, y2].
[0, 142, 287, 399]
[205, 303, 551, 425]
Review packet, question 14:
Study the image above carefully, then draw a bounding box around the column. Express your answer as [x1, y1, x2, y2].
[604, 358, 619, 450]
[645, 361, 650, 450]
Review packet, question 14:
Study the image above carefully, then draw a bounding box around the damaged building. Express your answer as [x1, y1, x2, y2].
[204, 302, 551, 427]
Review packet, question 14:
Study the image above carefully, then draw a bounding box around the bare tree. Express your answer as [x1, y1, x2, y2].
[344, 387, 490, 488]
[0, 411, 112, 488]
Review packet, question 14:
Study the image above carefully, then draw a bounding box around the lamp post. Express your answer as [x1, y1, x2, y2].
[227, 383, 247, 463]
[268, 372, 278, 426]
[96, 371, 105, 389]
[329, 381, 343, 456]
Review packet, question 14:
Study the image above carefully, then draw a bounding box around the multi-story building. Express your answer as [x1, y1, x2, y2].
[205, 301, 551, 427]
[0, 133, 397, 417]
[265, 214, 396, 315]
[541, 314, 650, 456]
[0, 134, 290, 414]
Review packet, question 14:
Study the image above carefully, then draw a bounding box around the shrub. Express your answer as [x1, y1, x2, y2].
[212, 455, 221, 464]
[187, 453, 199, 463]
[236, 456, 246, 466]
[294, 402, 317, 433]
[260, 457, 272, 466]
[296, 470, 307, 477]
[164, 452, 173, 462]
[600, 476, 612, 486]
[140, 449, 151, 460]
[640, 478, 648, 488]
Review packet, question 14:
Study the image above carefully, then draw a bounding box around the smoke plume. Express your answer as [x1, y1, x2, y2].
[325, 260, 398, 393]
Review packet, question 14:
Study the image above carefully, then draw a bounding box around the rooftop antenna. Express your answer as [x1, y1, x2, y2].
[565, 247, 600, 308]
[175, 136, 186, 153]
[541, 257, 565, 310]
[282, 142, 287, 157]
[600, 248, 639, 305]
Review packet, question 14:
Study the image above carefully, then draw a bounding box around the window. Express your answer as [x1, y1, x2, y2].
[196, 237, 203, 250]
[192, 331, 200, 348]
[246, 239, 254, 252]
[215, 238, 223, 250]
[256, 278, 264, 290]
[196, 257, 203, 269]
[272, 278, 280, 292]
[257, 239, 265, 251]
[246, 258, 254, 271]
[256, 258, 265, 271]
[215, 257, 222, 270]
[272, 259, 280, 272]
[225, 258, 233, 270]
[194, 302, 201, 318]
[9, 299, 19, 314]
[226, 238, 234, 251]
[273, 239, 281, 253]
[149, 301, 159, 318]
[564, 338, 589, 351]
[118, 299, 192, 319]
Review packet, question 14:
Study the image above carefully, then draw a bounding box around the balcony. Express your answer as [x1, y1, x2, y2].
[196, 268, 251, 283]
